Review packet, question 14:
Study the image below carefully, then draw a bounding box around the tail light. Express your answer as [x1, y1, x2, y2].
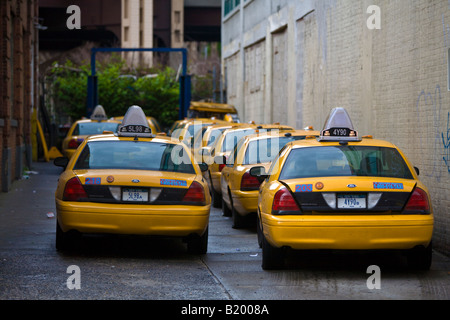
[240, 171, 261, 191]
[403, 187, 430, 214]
[272, 187, 300, 214]
[183, 181, 206, 205]
[63, 177, 88, 201]
[218, 155, 228, 172]
[68, 138, 82, 149]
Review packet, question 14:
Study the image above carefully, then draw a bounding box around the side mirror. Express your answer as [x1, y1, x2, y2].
[249, 166, 269, 183]
[414, 166, 420, 176]
[54, 157, 69, 169]
[198, 162, 208, 172]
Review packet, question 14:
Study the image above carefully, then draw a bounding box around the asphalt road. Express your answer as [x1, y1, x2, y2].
[1, 161, 449, 306]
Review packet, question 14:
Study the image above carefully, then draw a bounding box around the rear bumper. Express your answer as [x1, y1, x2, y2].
[210, 171, 222, 194]
[231, 189, 258, 216]
[56, 200, 210, 237]
[261, 213, 434, 250]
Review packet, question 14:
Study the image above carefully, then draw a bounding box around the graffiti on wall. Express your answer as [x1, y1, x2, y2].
[415, 84, 449, 181]
[443, 112, 450, 173]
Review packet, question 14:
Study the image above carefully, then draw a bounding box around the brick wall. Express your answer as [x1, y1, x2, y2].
[0, 0, 38, 192]
[222, 0, 450, 255]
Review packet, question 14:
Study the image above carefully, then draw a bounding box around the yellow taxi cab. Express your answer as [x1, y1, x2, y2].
[188, 101, 240, 123]
[61, 105, 121, 159]
[53, 105, 211, 254]
[221, 129, 319, 228]
[112, 115, 161, 134]
[192, 122, 245, 165]
[251, 108, 434, 270]
[169, 118, 229, 147]
[209, 124, 295, 210]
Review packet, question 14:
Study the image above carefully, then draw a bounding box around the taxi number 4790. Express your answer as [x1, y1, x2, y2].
[338, 194, 366, 209]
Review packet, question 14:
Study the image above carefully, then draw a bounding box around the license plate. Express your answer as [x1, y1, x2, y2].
[122, 188, 148, 202]
[337, 194, 366, 209]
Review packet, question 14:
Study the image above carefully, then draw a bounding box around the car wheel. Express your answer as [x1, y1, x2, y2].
[261, 235, 284, 270]
[407, 242, 432, 270]
[256, 211, 263, 248]
[222, 198, 232, 217]
[231, 203, 246, 229]
[55, 221, 78, 251]
[211, 186, 222, 208]
[187, 227, 208, 254]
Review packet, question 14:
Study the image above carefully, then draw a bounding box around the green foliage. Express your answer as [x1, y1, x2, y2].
[49, 58, 180, 129]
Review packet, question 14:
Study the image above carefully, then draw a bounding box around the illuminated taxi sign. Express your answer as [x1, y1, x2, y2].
[319, 107, 360, 141]
[117, 105, 154, 138]
[90, 105, 108, 121]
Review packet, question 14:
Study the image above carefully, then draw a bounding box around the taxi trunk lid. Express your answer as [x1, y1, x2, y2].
[73, 170, 197, 204]
[284, 177, 417, 214]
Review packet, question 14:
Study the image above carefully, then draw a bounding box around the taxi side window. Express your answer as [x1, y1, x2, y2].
[223, 129, 255, 152]
[72, 124, 80, 136]
[228, 138, 245, 166]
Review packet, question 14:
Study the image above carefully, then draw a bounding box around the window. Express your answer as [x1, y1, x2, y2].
[124, 0, 129, 19]
[224, 0, 241, 17]
[124, 26, 129, 42]
[243, 136, 306, 165]
[74, 141, 195, 173]
[222, 129, 255, 152]
[279, 146, 414, 180]
[72, 122, 119, 136]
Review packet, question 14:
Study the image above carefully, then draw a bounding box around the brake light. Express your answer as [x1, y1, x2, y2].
[272, 187, 300, 213]
[183, 181, 205, 204]
[240, 171, 261, 191]
[68, 138, 82, 149]
[403, 187, 430, 214]
[63, 177, 88, 201]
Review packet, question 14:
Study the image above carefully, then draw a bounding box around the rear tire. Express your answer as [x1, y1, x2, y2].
[55, 221, 78, 251]
[187, 227, 208, 254]
[261, 235, 285, 270]
[256, 212, 263, 248]
[407, 242, 432, 270]
[211, 186, 222, 208]
[222, 198, 232, 217]
[231, 203, 246, 229]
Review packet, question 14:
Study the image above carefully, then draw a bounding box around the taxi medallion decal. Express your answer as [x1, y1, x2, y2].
[315, 182, 324, 190]
[160, 179, 188, 187]
[106, 176, 114, 183]
[373, 182, 404, 189]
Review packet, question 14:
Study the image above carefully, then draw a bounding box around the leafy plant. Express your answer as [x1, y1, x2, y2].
[49, 58, 180, 129]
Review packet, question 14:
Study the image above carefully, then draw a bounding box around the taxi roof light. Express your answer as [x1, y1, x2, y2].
[90, 105, 108, 121]
[117, 105, 154, 138]
[318, 107, 361, 142]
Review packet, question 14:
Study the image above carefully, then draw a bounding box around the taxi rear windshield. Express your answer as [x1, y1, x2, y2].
[223, 129, 256, 152]
[279, 146, 413, 180]
[243, 136, 306, 165]
[73, 141, 195, 173]
[72, 122, 119, 135]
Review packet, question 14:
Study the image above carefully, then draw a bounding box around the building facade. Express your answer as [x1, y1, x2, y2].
[0, 0, 39, 192]
[222, 0, 450, 255]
